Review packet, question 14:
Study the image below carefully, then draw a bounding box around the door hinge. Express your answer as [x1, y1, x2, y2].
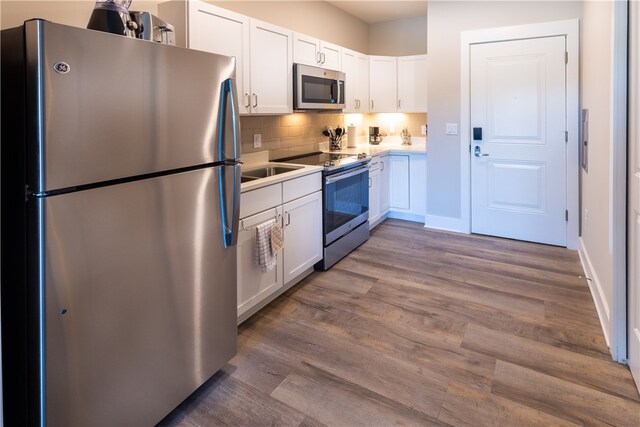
[565, 210, 569, 221]
[565, 52, 568, 64]
[565, 130, 568, 142]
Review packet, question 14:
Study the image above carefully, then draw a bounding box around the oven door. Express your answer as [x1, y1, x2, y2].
[324, 165, 369, 245]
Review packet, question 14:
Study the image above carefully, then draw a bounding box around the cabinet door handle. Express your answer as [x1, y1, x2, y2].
[369, 177, 372, 188]
[316, 51, 321, 64]
[252, 93, 258, 108]
[244, 93, 250, 108]
[398, 99, 401, 109]
[371, 100, 374, 109]
[321, 53, 326, 64]
[285, 212, 291, 226]
[381, 161, 385, 171]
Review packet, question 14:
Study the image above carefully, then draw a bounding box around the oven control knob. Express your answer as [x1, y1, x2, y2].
[324, 160, 335, 167]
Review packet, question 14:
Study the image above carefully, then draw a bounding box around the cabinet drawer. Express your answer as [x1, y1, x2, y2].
[369, 156, 381, 171]
[283, 172, 321, 203]
[241, 183, 282, 218]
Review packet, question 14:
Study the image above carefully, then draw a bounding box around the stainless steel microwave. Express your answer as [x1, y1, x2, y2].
[294, 63, 345, 110]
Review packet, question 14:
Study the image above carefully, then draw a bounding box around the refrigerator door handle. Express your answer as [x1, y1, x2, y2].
[217, 78, 241, 162]
[219, 162, 241, 247]
[217, 78, 241, 247]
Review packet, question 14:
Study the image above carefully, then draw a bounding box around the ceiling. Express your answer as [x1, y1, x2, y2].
[325, 1, 427, 24]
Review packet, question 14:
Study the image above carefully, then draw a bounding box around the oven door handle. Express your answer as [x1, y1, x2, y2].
[325, 165, 369, 184]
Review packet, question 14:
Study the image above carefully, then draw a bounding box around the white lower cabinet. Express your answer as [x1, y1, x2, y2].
[237, 206, 283, 320]
[283, 191, 323, 284]
[368, 166, 381, 225]
[237, 172, 322, 322]
[368, 154, 391, 228]
[380, 155, 390, 212]
[389, 153, 426, 220]
[369, 152, 426, 229]
[390, 155, 410, 209]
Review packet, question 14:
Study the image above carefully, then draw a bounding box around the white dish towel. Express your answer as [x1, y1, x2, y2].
[254, 219, 283, 273]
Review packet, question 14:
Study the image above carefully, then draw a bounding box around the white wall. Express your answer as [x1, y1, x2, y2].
[210, 0, 369, 54]
[579, 0, 616, 351]
[368, 15, 427, 56]
[0, 1, 162, 30]
[426, 1, 582, 222]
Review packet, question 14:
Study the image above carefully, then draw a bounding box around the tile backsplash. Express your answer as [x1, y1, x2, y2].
[240, 112, 427, 159]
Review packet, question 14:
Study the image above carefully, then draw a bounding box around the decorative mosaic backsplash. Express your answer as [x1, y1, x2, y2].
[239, 112, 427, 160]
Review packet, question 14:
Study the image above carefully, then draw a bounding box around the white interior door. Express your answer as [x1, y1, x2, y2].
[470, 36, 567, 246]
[628, 0, 640, 394]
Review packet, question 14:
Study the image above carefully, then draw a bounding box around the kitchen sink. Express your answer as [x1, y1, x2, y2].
[241, 176, 259, 183]
[241, 165, 302, 180]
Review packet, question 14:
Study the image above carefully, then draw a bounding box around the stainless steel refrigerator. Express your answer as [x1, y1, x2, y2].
[1, 19, 241, 426]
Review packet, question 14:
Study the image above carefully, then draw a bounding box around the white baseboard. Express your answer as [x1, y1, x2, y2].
[387, 211, 424, 223]
[578, 237, 611, 349]
[423, 214, 464, 233]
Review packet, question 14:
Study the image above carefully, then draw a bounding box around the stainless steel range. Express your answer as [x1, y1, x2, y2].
[276, 152, 371, 269]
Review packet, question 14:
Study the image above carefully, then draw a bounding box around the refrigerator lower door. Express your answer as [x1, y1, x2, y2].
[38, 166, 237, 426]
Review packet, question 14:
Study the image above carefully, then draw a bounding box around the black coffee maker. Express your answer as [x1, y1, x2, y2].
[87, 0, 138, 37]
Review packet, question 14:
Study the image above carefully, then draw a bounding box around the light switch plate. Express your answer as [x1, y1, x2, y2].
[253, 133, 262, 148]
[446, 123, 458, 135]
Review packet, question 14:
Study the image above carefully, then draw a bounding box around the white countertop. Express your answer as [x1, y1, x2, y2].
[240, 162, 323, 193]
[239, 139, 425, 192]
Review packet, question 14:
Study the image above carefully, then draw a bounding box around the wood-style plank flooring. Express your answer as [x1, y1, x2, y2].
[159, 219, 640, 426]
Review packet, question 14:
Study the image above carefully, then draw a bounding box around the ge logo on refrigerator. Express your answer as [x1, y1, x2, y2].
[53, 62, 70, 74]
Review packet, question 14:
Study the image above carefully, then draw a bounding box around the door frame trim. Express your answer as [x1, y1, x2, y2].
[459, 19, 580, 250]
[611, 0, 628, 363]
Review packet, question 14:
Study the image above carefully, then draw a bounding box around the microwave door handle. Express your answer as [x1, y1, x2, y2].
[337, 79, 341, 105]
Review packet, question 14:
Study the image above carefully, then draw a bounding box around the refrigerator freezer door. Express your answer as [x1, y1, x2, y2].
[25, 20, 239, 193]
[39, 166, 237, 426]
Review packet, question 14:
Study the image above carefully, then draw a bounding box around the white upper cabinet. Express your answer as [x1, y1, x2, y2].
[369, 56, 398, 112]
[293, 33, 320, 67]
[162, 1, 292, 115]
[341, 48, 369, 113]
[162, 1, 426, 115]
[398, 55, 428, 113]
[293, 33, 342, 71]
[320, 41, 342, 71]
[370, 55, 428, 113]
[356, 53, 370, 113]
[250, 20, 293, 114]
[186, 2, 251, 114]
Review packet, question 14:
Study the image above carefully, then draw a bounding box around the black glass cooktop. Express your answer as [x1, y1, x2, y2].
[274, 152, 355, 166]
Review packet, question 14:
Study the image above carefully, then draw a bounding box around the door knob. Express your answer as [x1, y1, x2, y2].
[474, 146, 489, 157]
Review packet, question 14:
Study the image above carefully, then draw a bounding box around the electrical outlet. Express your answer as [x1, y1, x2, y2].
[253, 133, 262, 148]
[421, 125, 427, 135]
[446, 123, 458, 135]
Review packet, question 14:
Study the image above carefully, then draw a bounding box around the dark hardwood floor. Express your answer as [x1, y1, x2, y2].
[159, 219, 640, 426]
